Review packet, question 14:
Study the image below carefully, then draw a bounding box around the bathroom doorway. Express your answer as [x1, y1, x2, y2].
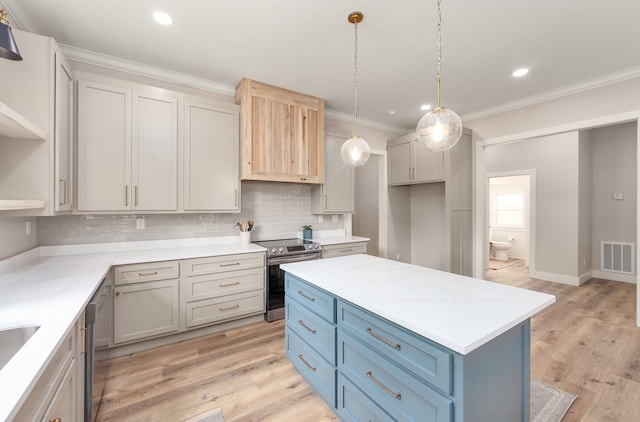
[487, 172, 534, 272]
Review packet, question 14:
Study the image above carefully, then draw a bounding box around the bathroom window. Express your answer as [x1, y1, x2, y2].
[495, 193, 524, 227]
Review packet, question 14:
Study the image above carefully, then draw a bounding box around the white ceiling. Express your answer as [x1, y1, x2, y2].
[3, 0, 640, 131]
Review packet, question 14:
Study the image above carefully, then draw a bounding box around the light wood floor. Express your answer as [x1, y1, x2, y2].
[97, 262, 640, 421]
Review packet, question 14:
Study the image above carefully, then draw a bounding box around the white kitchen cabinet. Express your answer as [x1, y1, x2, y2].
[311, 135, 355, 214]
[0, 30, 74, 215]
[77, 76, 178, 212]
[113, 261, 180, 344]
[321, 241, 368, 259]
[388, 133, 444, 185]
[14, 314, 84, 422]
[183, 96, 240, 212]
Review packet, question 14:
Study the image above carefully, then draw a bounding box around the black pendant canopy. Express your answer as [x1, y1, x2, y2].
[0, 9, 22, 61]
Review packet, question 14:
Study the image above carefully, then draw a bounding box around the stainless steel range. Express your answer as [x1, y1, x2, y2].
[254, 238, 322, 322]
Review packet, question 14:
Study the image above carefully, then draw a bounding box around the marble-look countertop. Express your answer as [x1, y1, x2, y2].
[281, 254, 555, 355]
[0, 237, 266, 422]
[312, 235, 369, 246]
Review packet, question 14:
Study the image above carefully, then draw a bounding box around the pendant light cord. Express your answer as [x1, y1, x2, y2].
[436, 0, 442, 109]
[353, 18, 359, 138]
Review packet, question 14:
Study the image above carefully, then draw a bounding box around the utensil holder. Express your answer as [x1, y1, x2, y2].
[240, 231, 251, 245]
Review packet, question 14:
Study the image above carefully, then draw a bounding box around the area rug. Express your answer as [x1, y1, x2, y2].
[183, 407, 224, 422]
[531, 378, 577, 422]
[489, 259, 515, 270]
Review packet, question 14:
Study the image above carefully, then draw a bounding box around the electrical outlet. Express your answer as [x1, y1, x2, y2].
[136, 218, 145, 230]
[613, 193, 624, 200]
[332, 214, 339, 223]
[318, 215, 323, 223]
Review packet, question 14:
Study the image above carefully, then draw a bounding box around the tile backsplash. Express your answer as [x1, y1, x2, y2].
[38, 182, 342, 246]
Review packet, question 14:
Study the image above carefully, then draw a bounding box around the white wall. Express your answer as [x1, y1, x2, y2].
[410, 183, 447, 269]
[590, 123, 637, 270]
[578, 130, 593, 277]
[0, 217, 38, 260]
[485, 132, 580, 277]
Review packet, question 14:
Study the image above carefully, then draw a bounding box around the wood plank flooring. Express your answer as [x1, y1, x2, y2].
[98, 261, 640, 421]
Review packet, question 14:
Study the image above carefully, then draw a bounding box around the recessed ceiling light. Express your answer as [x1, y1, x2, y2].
[420, 104, 431, 111]
[387, 110, 396, 116]
[512, 68, 529, 78]
[153, 11, 173, 25]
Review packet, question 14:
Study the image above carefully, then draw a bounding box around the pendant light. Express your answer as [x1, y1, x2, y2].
[341, 11, 370, 167]
[0, 9, 22, 61]
[416, 0, 461, 152]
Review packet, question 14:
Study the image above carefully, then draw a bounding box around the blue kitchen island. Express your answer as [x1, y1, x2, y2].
[281, 254, 555, 422]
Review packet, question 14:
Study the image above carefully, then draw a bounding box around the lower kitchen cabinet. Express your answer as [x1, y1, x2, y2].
[113, 278, 180, 344]
[285, 273, 532, 422]
[14, 315, 84, 422]
[321, 241, 367, 259]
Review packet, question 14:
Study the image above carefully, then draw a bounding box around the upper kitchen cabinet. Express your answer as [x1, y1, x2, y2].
[0, 30, 74, 215]
[311, 135, 354, 214]
[235, 78, 325, 184]
[387, 133, 444, 185]
[183, 96, 240, 212]
[77, 74, 178, 212]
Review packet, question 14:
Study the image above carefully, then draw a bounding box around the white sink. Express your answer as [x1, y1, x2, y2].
[0, 325, 40, 371]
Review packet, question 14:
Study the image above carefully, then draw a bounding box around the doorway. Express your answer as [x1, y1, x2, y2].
[487, 173, 533, 271]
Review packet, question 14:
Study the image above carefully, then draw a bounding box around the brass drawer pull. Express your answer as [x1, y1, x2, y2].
[138, 271, 158, 276]
[297, 290, 316, 302]
[219, 281, 241, 287]
[339, 248, 354, 253]
[298, 319, 317, 335]
[219, 304, 240, 311]
[298, 354, 316, 372]
[366, 371, 401, 399]
[366, 327, 401, 349]
[80, 327, 87, 355]
[219, 262, 241, 267]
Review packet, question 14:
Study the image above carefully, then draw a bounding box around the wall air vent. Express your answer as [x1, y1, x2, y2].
[601, 241, 635, 275]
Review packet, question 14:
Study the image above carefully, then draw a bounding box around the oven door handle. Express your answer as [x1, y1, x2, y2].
[268, 252, 322, 266]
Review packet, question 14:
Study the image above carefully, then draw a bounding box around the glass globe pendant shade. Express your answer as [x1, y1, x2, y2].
[416, 107, 462, 152]
[341, 136, 370, 167]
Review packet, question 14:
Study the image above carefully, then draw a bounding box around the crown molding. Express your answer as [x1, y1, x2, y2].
[462, 65, 640, 122]
[61, 44, 236, 97]
[324, 109, 407, 135]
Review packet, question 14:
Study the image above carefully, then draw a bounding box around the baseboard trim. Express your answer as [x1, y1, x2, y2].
[529, 270, 581, 286]
[591, 270, 637, 284]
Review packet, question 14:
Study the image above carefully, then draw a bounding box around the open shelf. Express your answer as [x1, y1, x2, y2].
[0, 100, 46, 140]
[0, 199, 46, 211]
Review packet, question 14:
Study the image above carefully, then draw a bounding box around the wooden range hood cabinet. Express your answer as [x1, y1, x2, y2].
[235, 78, 325, 184]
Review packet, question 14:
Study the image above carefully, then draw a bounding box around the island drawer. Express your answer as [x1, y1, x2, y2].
[286, 327, 336, 408]
[286, 274, 336, 323]
[286, 296, 336, 365]
[114, 261, 179, 285]
[186, 289, 265, 328]
[337, 372, 395, 422]
[321, 242, 368, 259]
[185, 267, 264, 302]
[184, 252, 265, 277]
[338, 300, 453, 395]
[338, 329, 453, 422]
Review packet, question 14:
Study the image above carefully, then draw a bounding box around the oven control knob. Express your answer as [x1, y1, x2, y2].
[271, 248, 277, 254]
[314, 244, 319, 249]
[278, 247, 284, 253]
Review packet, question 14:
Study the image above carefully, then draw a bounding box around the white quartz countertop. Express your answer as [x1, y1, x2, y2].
[281, 254, 555, 355]
[0, 237, 265, 422]
[312, 235, 369, 246]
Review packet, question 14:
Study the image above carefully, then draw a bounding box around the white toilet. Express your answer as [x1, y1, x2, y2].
[490, 240, 512, 261]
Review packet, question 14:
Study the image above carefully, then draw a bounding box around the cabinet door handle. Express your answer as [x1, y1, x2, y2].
[219, 281, 241, 287]
[366, 327, 401, 349]
[219, 304, 240, 311]
[219, 262, 241, 267]
[297, 354, 316, 372]
[58, 179, 67, 205]
[324, 194, 328, 210]
[297, 290, 316, 302]
[138, 271, 158, 276]
[134, 185, 138, 206]
[235, 189, 238, 207]
[80, 327, 87, 355]
[298, 319, 317, 335]
[366, 371, 402, 399]
[125, 185, 129, 206]
[339, 248, 353, 253]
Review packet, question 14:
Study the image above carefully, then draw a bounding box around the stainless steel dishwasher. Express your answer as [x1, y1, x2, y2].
[84, 270, 113, 421]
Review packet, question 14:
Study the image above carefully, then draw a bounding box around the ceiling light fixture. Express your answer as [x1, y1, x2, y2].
[341, 11, 370, 167]
[512, 68, 529, 78]
[153, 11, 173, 25]
[416, 0, 462, 152]
[420, 104, 432, 111]
[0, 9, 22, 61]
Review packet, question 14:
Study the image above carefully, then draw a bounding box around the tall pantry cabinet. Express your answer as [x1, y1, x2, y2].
[77, 76, 178, 212]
